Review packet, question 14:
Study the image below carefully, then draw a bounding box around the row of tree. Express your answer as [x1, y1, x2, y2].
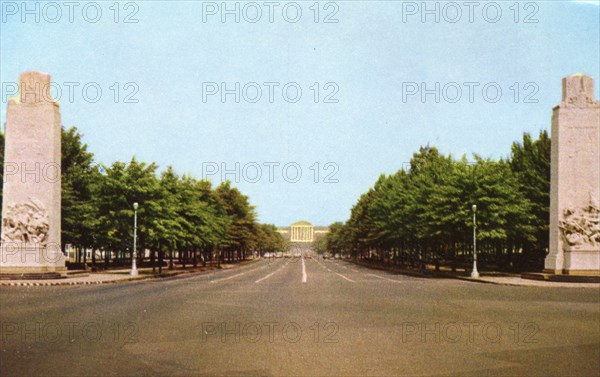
[1, 127, 287, 271]
[316, 131, 550, 272]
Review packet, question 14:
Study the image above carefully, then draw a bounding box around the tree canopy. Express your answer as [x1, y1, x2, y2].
[0, 127, 284, 268]
[320, 132, 551, 272]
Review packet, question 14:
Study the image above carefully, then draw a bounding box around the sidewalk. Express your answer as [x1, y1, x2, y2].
[0, 259, 258, 287]
[456, 275, 600, 288]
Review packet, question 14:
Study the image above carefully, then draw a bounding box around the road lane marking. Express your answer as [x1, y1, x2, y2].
[301, 257, 307, 283]
[210, 270, 250, 283]
[208, 261, 286, 283]
[209, 260, 277, 283]
[255, 262, 288, 283]
[165, 261, 271, 285]
[335, 272, 355, 282]
[315, 259, 355, 282]
[368, 273, 402, 283]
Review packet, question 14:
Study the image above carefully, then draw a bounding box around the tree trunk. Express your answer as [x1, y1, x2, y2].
[159, 249, 164, 274]
[151, 249, 156, 273]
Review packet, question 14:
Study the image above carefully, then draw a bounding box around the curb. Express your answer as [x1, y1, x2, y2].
[347, 260, 600, 288]
[1, 280, 107, 287]
[454, 276, 600, 288]
[0, 273, 170, 287]
[0, 259, 261, 287]
[455, 276, 512, 286]
[349, 260, 457, 279]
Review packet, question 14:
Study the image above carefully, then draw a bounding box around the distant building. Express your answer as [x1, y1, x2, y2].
[278, 221, 329, 244]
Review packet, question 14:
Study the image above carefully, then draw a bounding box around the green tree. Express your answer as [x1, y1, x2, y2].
[95, 158, 160, 267]
[61, 127, 101, 265]
[214, 181, 258, 263]
[510, 131, 551, 269]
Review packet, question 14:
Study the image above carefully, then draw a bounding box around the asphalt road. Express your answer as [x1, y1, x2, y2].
[1, 257, 599, 376]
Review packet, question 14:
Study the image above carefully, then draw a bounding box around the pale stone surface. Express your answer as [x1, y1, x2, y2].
[0, 71, 64, 273]
[545, 74, 600, 275]
[291, 221, 314, 242]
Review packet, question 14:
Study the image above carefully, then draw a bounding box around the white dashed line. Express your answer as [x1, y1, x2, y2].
[334, 272, 355, 282]
[302, 257, 307, 283]
[255, 262, 288, 283]
[313, 259, 354, 282]
[368, 273, 402, 283]
[210, 270, 250, 283]
[209, 260, 276, 283]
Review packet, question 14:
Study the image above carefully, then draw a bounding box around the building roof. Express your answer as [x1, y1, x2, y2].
[291, 220, 313, 226]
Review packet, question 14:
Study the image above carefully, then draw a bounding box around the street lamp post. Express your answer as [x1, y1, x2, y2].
[131, 202, 139, 276]
[471, 204, 479, 278]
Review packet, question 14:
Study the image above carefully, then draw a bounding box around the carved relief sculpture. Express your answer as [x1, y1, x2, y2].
[559, 194, 600, 250]
[1, 199, 50, 247]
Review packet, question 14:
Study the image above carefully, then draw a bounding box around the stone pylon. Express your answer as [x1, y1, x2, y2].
[0, 71, 64, 274]
[544, 74, 600, 275]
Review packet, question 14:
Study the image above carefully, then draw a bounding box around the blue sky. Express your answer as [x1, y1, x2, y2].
[1, 0, 599, 226]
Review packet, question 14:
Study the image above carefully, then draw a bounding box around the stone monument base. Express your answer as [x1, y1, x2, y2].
[543, 248, 600, 276]
[522, 272, 600, 283]
[0, 244, 66, 276]
[0, 272, 66, 280]
[0, 266, 67, 273]
[542, 270, 600, 276]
